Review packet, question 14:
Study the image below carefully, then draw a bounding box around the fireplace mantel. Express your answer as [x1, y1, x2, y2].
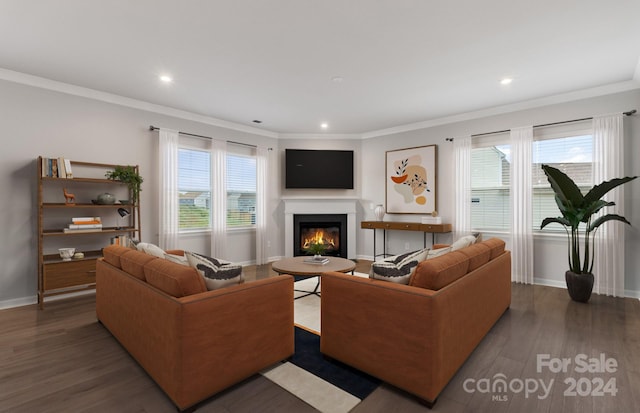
[283, 198, 358, 258]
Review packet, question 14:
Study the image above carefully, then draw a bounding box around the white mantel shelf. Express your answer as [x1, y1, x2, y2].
[283, 198, 358, 259]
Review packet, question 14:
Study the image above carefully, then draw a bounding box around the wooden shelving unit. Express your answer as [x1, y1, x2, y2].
[37, 158, 141, 309]
[361, 220, 452, 259]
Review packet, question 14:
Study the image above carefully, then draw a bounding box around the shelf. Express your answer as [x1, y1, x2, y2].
[43, 227, 139, 236]
[41, 176, 126, 184]
[43, 203, 134, 208]
[43, 249, 103, 264]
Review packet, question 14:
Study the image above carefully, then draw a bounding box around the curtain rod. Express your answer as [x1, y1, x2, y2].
[445, 109, 637, 142]
[149, 125, 272, 150]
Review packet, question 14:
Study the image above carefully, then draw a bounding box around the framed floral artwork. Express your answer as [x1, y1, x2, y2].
[385, 144, 437, 214]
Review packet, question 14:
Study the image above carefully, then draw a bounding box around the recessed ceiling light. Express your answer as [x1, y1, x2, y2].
[159, 75, 173, 83]
[500, 78, 513, 85]
[331, 76, 344, 83]
[320, 123, 329, 129]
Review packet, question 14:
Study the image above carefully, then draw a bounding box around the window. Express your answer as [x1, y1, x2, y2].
[471, 134, 511, 231]
[178, 148, 211, 230]
[532, 133, 592, 231]
[469, 125, 592, 232]
[178, 145, 257, 231]
[226, 153, 256, 228]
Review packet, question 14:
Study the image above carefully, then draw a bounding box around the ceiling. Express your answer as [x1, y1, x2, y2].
[1, 1, 639, 136]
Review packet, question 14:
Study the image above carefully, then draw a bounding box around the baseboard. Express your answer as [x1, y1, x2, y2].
[0, 296, 37, 310]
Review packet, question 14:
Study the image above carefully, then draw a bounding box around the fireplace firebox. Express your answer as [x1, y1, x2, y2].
[294, 214, 347, 257]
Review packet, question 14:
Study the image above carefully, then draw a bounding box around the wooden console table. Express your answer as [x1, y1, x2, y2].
[361, 221, 452, 259]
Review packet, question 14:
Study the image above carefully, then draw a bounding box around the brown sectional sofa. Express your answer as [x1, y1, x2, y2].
[320, 238, 511, 405]
[96, 245, 294, 411]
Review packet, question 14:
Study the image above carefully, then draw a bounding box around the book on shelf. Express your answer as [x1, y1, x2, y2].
[68, 223, 102, 229]
[63, 227, 103, 233]
[72, 217, 102, 224]
[110, 234, 129, 246]
[303, 256, 330, 265]
[63, 158, 73, 178]
[57, 157, 67, 179]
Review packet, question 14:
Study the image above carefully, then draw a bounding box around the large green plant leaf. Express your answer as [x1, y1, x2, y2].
[588, 214, 632, 232]
[542, 165, 584, 207]
[584, 176, 637, 204]
[540, 217, 571, 230]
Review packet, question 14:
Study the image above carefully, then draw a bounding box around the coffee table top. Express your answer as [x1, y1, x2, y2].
[271, 256, 356, 276]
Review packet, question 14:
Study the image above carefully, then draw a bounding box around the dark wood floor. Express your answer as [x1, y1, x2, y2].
[1, 261, 639, 413]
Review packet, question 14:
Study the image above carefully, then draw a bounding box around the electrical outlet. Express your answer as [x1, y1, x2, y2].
[404, 242, 411, 250]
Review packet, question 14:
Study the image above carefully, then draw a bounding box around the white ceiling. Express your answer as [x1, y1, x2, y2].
[1, 0, 639, 136]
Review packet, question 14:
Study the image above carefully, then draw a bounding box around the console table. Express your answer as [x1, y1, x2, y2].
[361, 221, 452, 259]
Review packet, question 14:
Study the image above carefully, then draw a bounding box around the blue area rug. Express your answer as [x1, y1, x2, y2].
[291, 327, 381, 400]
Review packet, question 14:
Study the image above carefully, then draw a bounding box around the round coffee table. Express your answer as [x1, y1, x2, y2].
[272, 256, 356, 298]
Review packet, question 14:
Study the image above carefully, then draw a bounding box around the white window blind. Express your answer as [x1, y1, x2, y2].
[178, 148, 211, 230]
[226, 153, 256, 228]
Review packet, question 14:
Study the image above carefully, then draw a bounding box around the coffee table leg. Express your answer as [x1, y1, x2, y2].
[294, 276, 321, 299]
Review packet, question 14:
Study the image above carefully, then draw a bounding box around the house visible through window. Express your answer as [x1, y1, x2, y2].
[178, 148, 211, 230]
[470, 127, 592, 232]
[226, 153, 256, 227]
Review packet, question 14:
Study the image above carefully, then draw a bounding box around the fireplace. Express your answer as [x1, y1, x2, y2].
[294, 214, 347, 257]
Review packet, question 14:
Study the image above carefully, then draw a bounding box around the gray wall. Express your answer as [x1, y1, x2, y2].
[1, 77, 638, 308]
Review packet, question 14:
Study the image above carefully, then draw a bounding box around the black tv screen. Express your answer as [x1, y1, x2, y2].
[285, 149, 354, 189]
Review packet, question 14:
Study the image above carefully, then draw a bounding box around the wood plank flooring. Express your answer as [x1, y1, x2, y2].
[1, 261, 638, 412]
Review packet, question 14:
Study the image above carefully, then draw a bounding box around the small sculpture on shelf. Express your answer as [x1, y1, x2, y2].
[63, 188, 75, 205]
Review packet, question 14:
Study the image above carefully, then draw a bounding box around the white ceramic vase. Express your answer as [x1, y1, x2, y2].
[374, 204, 385, 221]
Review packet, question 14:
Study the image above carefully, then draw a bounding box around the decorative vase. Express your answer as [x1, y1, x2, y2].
[96, 192, 116, 205]
[374, 204, 385, 221]
[565, 271, 594, 303]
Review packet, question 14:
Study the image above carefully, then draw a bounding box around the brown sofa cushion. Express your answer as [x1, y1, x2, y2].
[102, 245, 134, 269]
[458, 243, 491, 272]
[144, 259, 207, 297]
[409, 251, 470, 290]
[121, 250, 158, 280]
[482, 238, 506, 260]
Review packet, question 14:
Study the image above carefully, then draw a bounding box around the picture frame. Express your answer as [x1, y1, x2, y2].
[385, 144, 437, 214]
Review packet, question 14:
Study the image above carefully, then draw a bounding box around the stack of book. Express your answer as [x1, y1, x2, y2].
[110, 234, 129, 246]
[303, 256, 330, 265]
[63, 217, 102, 233]
[41, 156, 73, 178]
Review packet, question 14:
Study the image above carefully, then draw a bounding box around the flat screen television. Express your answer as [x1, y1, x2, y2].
[285, 149, 354, 189]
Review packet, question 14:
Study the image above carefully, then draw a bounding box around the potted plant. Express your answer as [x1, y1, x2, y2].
[105, 165, 143, 204]
[540, 164, 636, 302]
[304, 242, 327, 258]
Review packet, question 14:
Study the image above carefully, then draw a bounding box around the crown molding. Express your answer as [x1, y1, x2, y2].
[361, 80, 640, 139]
[278, 133, 363, 140]
[0, 67, 279, 138]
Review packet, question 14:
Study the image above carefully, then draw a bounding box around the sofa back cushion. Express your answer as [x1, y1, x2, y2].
[482, 238, 506, 260]
[120, 250, 158, 281]
[409, 251, 470, 290]
[458, 243, 492, 272]
[144, 259, 207, 297]
[102, 245, 133, 269]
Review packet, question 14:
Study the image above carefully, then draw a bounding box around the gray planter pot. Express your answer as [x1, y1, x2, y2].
[565, 271, 594, 303]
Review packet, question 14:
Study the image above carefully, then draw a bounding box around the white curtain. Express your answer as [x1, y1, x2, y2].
[453, 136, 472, 240]
[592, 114, 625, 297]
[158, 128, 179, 250]
[255, 147, 269, 265]
[210, 139, 227, 258]
[510, 126, 534, 284]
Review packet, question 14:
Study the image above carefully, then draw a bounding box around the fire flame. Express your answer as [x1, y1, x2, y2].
[302, 229, 336, 249]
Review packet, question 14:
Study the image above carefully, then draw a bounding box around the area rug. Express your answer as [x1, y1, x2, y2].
[261, 327, 380, 413]
[262, 273, 379, 413]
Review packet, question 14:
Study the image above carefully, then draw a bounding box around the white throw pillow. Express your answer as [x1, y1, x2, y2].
[164, 253, 188, 265]
[427, 246, 452, 259]
[136, 242, 166, 258]
[451, 235, 478, 251]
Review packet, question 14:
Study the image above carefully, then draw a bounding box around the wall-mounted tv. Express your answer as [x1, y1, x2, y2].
[285, 149, 354, 189]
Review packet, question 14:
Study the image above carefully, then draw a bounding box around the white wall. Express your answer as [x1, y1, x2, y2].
[1, 77, 638, 308]
[0, 79, 279, 307]
[358, 89, 640, 297]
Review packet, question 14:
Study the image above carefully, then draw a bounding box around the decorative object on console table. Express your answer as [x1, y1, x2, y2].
[385, 144, 437, 214]
[540, 164, 636, 303]
[374, 204, 385, 221]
